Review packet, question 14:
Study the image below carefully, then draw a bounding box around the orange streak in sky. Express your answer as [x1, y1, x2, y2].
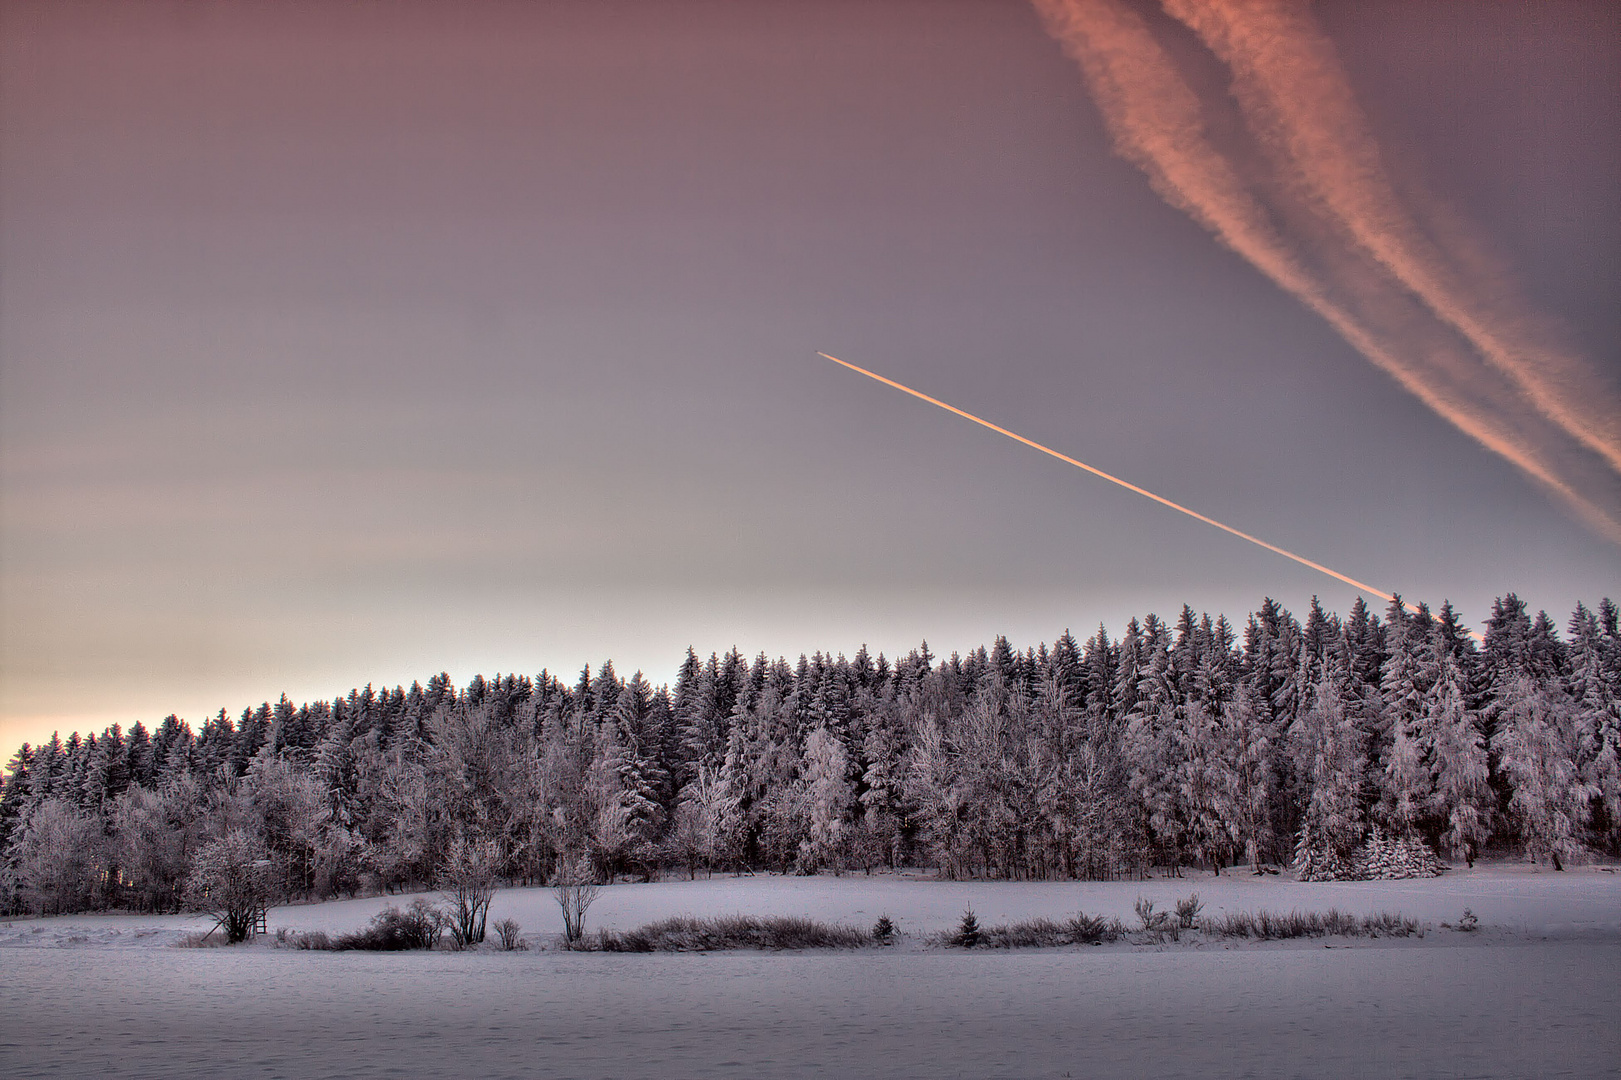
[819, 351, 1396, 603]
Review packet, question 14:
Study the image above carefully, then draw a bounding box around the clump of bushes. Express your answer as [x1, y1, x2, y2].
[933, 895, 1422, 948]
[1065, 912, 1124, 945]
[269, 899, 527, 952]
[331, 899, 448, 951]
[583, 914, 872, 952]
[492, 917, 527, 951]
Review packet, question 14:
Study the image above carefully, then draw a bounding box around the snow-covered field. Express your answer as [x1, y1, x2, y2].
[3, 864, 1618, 1079]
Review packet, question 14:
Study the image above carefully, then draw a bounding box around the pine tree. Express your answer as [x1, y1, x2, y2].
[1492, 676, 1594, 870]
[1379, 599, 1437, 839]
[802, 727, 852, 871]
[1290, 672, 1365, 877]
[1426, 652, 1492, 864]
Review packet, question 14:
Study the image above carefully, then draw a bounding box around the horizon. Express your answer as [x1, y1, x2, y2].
[6, 585, 1610, 763]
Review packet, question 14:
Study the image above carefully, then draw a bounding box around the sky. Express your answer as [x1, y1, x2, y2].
[2, 0, 1617, 755]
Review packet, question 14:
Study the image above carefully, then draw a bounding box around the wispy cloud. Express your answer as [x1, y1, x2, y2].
[1031, 0, 1621, 543]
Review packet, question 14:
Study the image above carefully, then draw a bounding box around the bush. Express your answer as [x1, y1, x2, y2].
[1297, 826, 1447, 882]
[493, 918, 526, 951]
[334, 900, 445, 951]
[1175, 893, 1204, 929]
[1134, 897, 1173, 933]
[585, 914, 871, 952]
[1065, 912, 1125, 945]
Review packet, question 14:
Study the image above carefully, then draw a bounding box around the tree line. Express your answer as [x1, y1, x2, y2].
[2, 592, 1617, 914]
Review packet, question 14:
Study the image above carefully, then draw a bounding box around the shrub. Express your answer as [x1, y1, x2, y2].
[1175, 893, 1204, 929]
[334, 900, 445, 951]
[1134, 897, 1173, 932]
[493, 918, 526, 951]
[1457, 909, 1479, 932]
[932, 912, 1125, 949]
[1065, 912, 1124, 945]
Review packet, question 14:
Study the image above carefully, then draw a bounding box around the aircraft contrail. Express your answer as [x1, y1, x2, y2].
[1028, 0, 1621, 545]
[818, 350, 1395, 603]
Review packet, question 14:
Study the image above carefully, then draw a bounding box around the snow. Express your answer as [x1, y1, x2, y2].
[2, 864, 1618, 1078]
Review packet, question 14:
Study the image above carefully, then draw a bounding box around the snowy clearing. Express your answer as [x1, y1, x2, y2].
[2, 864, 1617, 1079]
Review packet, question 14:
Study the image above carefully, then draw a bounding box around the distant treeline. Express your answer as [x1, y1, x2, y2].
[2, 592, 1618, 914]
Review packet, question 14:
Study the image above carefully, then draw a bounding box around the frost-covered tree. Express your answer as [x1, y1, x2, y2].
[11, 797, 105, 914]
[1568, 603, 1621, 852]
[671, 763, 739, 878]
[1379, 600, 1438, 839]
[1289, 673, 1365, 869]
[1492, 677, 1594, 869]
[802, 727, 852, 872]
[111, 779, 207, 911]
[7, 592, 1619, 898]
[184, 829, 275, 943]
[1426, 654, 1492, 863]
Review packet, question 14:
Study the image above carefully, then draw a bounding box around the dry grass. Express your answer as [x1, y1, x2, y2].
[1200, 908, 1420, 940]
[937, 912, 1128, 948]
[933, 898, 1421, 949]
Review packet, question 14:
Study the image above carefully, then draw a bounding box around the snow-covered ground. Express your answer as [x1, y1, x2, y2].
[3, 864, 1618, 1078]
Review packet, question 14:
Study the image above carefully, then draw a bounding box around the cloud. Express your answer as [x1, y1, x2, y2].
[1031, 0, 1621, 543]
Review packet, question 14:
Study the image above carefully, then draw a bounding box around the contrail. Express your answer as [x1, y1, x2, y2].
[818, 350, 1395, 602]
[1160, 0, 1621, 476]
[1028, 0, 1621, 544]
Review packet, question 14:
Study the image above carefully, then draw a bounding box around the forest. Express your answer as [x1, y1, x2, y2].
[2, 592, 1617, 916]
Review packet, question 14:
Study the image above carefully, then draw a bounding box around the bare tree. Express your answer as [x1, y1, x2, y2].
[553, 852, 598, 946]
[439, 835, 500, 948]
